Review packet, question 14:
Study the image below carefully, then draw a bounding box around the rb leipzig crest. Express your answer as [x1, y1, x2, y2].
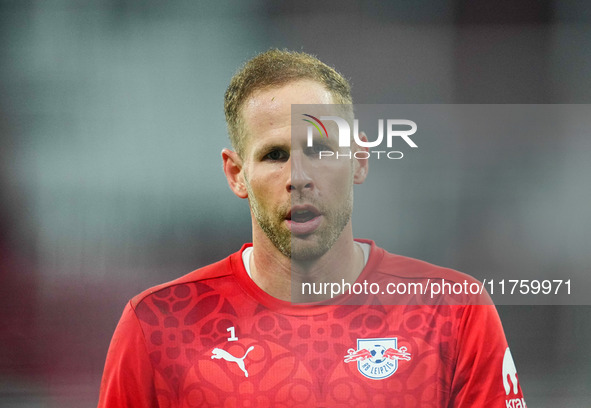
[344, 338, 411, 380]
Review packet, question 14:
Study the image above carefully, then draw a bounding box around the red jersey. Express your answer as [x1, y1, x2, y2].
[98, 240, 526, 407]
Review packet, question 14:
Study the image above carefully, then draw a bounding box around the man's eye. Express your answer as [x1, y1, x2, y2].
[264, 150, 288, 161]
[305, 143, 333, 155]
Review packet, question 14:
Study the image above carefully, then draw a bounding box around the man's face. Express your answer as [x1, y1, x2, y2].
[237, 80, 365, 260]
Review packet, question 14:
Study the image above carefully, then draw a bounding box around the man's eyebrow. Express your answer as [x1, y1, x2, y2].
[252, 141, 291, 155]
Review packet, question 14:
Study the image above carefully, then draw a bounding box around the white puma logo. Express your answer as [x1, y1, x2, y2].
[211, 346, 255, 377]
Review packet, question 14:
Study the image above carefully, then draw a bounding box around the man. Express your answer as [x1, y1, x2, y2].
[98, 49, 526, 407]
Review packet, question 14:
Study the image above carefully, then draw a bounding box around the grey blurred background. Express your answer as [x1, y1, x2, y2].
[0, 0, 589, 407]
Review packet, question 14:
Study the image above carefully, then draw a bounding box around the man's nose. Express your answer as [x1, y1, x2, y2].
[287, 152, 314, 193]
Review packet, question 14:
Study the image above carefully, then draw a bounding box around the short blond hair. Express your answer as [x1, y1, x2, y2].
[224, 49, 352, 155]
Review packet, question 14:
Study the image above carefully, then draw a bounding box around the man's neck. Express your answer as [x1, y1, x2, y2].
[249, 228, 365, 302]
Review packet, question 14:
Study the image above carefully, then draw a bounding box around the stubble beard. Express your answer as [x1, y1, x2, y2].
[244, 178, 354, 261]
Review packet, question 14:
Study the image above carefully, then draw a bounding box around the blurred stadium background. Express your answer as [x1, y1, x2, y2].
[0, 1, 590, 406]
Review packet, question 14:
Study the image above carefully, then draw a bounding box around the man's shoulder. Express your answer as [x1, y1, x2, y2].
[370, 242, 480, 285]
[130, 248, 243, 309]
[368, 242, 491, 305]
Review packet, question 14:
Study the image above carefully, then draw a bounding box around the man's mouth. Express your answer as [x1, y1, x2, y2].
[286, 206, 322, 235]
[289, 209, 318, 223]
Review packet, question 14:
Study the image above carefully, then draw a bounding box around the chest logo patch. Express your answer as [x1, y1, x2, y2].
[211, 346, 255, 377]
[344, 338, 411, 380]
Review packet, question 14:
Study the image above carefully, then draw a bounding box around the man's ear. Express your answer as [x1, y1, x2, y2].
[222, 148, 248, 199]
[353, 131, 369, 184]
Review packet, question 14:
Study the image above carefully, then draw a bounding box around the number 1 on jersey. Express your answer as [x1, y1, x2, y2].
[227, 326, 238, 342]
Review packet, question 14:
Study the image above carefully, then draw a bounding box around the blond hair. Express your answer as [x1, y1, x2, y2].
[224, 49, 352, 155]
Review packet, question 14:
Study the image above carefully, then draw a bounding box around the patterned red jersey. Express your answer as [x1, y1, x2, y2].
[98, 240, 526, 407]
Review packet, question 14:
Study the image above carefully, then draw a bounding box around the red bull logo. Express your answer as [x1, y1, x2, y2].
[344, 338, 411, 380]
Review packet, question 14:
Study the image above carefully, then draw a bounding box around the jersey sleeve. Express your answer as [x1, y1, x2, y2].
[448, 304, 526, 408]
[97, 301, 158, 408]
